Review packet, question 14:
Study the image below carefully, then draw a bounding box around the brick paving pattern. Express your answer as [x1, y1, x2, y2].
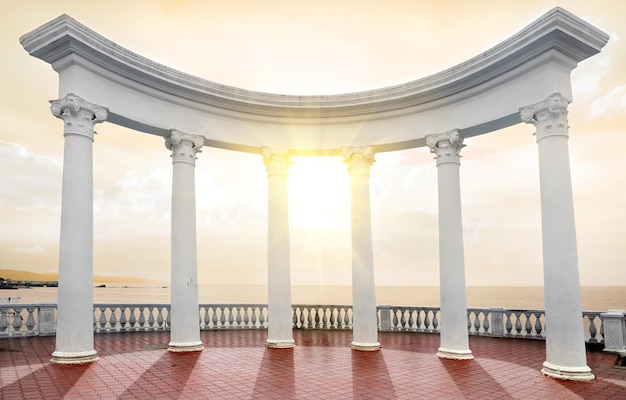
[1, 330, 625, 399]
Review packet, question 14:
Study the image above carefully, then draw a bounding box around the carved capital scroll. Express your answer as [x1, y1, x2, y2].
[50, 93, 108, 140]
[165, 130, 204, 165]
[426, 130, 464, 166]
[342, 146, 375, 175]
[262, 147, 291, 177]
[520, 93, 570, 141]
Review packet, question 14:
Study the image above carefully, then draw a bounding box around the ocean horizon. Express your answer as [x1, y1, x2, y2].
[3, 285, 624, 311]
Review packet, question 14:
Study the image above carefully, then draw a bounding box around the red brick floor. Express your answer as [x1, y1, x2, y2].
[1, 330, 625, 399]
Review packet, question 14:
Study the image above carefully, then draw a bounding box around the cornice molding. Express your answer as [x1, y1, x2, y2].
[21, 8, 608, 119]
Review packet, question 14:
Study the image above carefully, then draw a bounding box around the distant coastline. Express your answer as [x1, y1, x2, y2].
[0, 269, 166, 285]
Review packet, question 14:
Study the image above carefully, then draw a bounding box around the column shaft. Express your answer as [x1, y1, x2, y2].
[521, 93, 593, 381]
[264, 148, 295, 348]
[50, 94, 107, 364]
[343, 146, 380, 351]
[426, 130, 473, 360]
[166, 130, 204, 352]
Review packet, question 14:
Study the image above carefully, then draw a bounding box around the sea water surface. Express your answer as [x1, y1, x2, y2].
[3, 285, 625, 311]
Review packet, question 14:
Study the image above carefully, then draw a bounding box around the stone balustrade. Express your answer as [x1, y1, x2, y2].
[0, 303, 619, 351]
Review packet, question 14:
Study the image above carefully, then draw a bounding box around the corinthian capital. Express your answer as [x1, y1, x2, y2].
[342, 146, 375, 175]
[520, 93, 570, 141]
[50, 94, 108, 140]
[426, 130, 464, 165]
[165, 130, 204, 165]
[262, 147, 291, 176]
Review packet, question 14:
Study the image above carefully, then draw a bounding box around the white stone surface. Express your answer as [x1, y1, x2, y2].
[20, 8, 608, 153]
[426, 130, 473, 360]
[166, 130, 204, 352]
[50, 94, 107, 364]
[521, 94, 593, 381]
[263, 147, 295, 349]
[343, 146, 380, 351]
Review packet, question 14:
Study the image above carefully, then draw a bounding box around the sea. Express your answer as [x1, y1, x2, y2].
[2, 285, 625, 311]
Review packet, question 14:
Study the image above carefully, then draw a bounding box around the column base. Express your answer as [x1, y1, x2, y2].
[168, 341, 204, 353]
[351, 341, 381, 351]
[266, 339, 296, 349]
[50, 349, 99, 365]
[437, 347, 474, 360]
[541, 361, 595, 381]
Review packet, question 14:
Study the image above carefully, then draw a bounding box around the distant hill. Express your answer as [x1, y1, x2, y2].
[0, 269, 165, 285]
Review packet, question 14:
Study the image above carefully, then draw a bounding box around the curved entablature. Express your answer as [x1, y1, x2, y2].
[20, 7, 608, 153]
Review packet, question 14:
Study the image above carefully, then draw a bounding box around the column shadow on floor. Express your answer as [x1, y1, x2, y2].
[351, 350, 397, 399]
[117, 350, 201, 400]
[251, 348, 296, 399]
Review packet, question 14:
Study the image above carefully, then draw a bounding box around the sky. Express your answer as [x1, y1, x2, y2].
[0, 0, 625, 287]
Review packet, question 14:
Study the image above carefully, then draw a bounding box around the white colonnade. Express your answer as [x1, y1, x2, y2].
[521, 93, 594, 381]
[50, 94, 107, 364]
[343, 146, 380, 351]
[165, 130, 204, 352]
[426, 130, 473, 360]
[263, 147, 295, 348]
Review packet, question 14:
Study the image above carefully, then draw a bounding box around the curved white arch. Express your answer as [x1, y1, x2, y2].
[20, 7, 607, 154]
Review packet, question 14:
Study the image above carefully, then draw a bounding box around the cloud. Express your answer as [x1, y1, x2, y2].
[587, 84, 626, 118]
[13, 246, 45, 254]
[0, 141, 62, 208]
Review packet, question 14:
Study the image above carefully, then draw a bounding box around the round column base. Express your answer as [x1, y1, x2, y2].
[50, 349, 99, 365]
[351, 341, 381, 351]
[265, 339, 296, 349]
[437, 347, 474, 360]
[168, 341, 204, 353]
[541, 361, 595, 381]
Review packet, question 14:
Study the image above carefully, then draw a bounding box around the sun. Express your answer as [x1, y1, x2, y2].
[288, 156, 350, 230]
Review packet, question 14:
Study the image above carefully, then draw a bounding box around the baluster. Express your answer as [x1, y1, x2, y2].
[165, 307, 171, 329]
[200, 306, 207, 329]
[408, 310, 415, 330]
[157, 307, 164, 329]
[399, 310, 407, 330]
[228, 306, 235, 327]
[0, 309, 8, 333]
[220, 306, 227, 328]
[211, 306, 218, 329]
[600, 318, 605, 342]
[12, 307, 23, 332]
[483, 311, 490, 334]
[243, 307, 250, 328]
[344, 308, 351, 329]
[534, 312, 543, 336]
[514, 312, 522, 334]
[306, 307, 312, 329]
[109, 306, 118, 331]
[416, 310, 422, 330]
[99, 306, 107, 329]
[146, 307, 154, 328]
[424, 311, 431, 331]
[235, 307, 242, 327]
[588, 315, 598, 342]
[250, 307, 258, 328]
[129, 306, 137, 329]
[322, 307, 329, 329]
[259, 307, 266, 328]
[467, 311, 473, 332]
[432, 311, 439, 331]
[392, 309, 399, 330]
[524, 312, 532, 335]
[314, 308, 321, 329]
[328, 307, 336, 329]
[505, 312, 513, 334]
[474, 312, 481, 333]
[138, 307, 146, 328]
[26, 307, 36, 332]
[120, 307, 127, 329]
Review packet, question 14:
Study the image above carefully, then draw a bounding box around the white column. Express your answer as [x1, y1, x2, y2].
[50, 94, 107, 364]
[343, 146, 380, 351]
[521, 93, 594, 381]
[166, 130, 204, 352]
[426, 130, 473, 360]
[263, 147, 295, 348]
